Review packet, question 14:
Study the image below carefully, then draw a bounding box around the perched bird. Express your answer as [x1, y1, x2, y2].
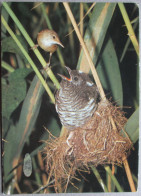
[35, 29, 64, 66]
[55, 67, 99, 130]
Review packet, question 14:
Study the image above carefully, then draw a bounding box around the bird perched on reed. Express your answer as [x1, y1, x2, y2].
[55, 67, 99, 130]
[34, 29, 64, 67]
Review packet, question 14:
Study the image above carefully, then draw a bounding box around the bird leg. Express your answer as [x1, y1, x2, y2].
[44, 52, 53, 70]
[48, 52, 53, 66]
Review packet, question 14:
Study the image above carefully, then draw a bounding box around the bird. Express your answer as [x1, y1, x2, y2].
[33, 29, 64, 67]
[55, 67, 99, 130]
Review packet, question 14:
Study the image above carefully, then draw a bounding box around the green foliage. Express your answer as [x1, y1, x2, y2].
[124, 107, 139, 144]
[1, 2, 11, 34]
[3, 75, 45, 183]
[96, 38, 123, 106]
[77, 3, 116, 70]
[2, 36, 28, 64]
[1, 2, 139, 194]
[2, 68, 32, 119]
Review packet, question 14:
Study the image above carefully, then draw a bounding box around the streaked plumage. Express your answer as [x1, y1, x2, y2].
[55, 67, 99, 130]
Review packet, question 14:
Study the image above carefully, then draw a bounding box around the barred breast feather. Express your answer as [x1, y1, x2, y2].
[55, 77, 99, 130]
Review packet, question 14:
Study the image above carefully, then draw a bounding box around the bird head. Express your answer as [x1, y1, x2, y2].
[37, 29, 64, 52]
[58, 67, 94, 86]
[47, 30, 64, 48]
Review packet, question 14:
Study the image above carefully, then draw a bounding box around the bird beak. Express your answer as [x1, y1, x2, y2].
[57, 66, 72, 81]
[57, 73, 71, 81]
[54, 39, 64, 48]
[57, 41, 64, 48]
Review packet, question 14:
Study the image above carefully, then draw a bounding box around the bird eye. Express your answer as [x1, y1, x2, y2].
[53, 35, 56, 39]
[74, 76, 78, 81]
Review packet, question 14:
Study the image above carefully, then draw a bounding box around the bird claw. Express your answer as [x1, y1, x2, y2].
[30, 44, 38, 50]
[43, 62, 50, 71]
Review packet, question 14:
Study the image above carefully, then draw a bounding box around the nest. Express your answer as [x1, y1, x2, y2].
[43, 100, 132, 192]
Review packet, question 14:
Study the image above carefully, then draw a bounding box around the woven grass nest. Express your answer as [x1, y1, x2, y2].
[43, 100, 132, 191]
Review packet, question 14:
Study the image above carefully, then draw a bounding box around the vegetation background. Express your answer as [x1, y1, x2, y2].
[1, 2, 139, 193]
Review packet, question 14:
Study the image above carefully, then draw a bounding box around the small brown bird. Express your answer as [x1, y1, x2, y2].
[36, 29, 64, 66]
[55, 67, 99, 130]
